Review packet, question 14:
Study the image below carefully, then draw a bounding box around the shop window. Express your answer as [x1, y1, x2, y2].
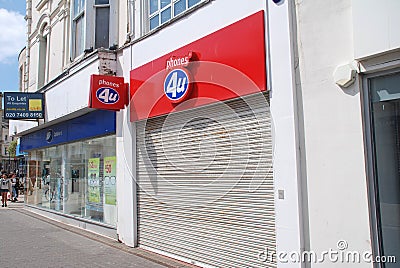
[366, 71, 400, 266]
[146, 0, 205, 32]
[71, 0, 117, 60]
[25, 135, 117, 226]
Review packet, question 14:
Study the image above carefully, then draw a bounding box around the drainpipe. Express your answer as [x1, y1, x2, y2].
[266, 0, 310, 267]
[25, 0, 32, 92]
[288, 0, 310, 266]
[126, 0, 135, 43]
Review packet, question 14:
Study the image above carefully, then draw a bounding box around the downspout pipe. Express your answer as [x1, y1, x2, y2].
[25, 0, 32, 92]
[126, 0, 135, 43]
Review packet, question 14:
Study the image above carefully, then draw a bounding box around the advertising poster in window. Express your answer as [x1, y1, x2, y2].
[88, 158, 101, 203]
[103, 156, 116, 205]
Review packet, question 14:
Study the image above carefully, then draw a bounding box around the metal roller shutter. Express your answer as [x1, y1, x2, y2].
[137, 92, 276, 268]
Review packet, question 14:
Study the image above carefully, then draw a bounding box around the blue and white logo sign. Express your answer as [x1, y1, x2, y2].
[96, 88, 120, 104]
[46, 129, 53, 143]
[164, 69, 191, 102]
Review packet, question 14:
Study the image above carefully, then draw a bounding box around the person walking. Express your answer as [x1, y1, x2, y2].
[11, 173, 18, 202]
[0, 174, 12, 207]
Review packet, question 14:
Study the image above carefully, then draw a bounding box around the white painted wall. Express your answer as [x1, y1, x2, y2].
[14, 0, 74, 136]
[28, 38, 38, 91]
[30, 0, 41, 32]
[131, 0, 265, 68]
[295, 0, 372, 266]
[26, 0, 123, 124]
[353, 0, 400, 59]
[9, 120, 38, 136]
[116, 47, 137, 247]
[118, 0, 129, 45]
[44, 59, 98, 121]
[29, 0, 66, 92]
[48, 17, 65, 81]
[267, 1, 303, 267]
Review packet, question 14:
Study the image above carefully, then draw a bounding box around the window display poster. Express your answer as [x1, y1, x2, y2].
[104, 156, 116, 205]
[88, 158, 101, 203]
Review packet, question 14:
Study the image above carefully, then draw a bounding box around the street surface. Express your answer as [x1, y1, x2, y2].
[0, 199, 192, 268]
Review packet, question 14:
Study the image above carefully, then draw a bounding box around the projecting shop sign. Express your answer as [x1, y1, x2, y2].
[89, 74, 128, 111]
[3, 92, 44, 119]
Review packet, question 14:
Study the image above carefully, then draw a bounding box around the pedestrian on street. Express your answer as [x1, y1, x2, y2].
[11, 173, 18, 202]
[0, 174, 12, 207]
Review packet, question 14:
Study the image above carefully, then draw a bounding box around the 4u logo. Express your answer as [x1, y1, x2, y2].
[164, 69, 191, 102]
[96, 87, 120, 104]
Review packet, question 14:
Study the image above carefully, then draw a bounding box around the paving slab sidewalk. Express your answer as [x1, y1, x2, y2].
[0, 203, 197, 268]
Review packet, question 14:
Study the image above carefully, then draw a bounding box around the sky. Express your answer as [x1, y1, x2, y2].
[0, 0, 26, 93]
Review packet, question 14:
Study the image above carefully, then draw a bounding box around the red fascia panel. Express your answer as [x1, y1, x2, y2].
[130, 10, 267, 121]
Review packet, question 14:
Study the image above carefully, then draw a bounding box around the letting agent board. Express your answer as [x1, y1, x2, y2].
[3, 92, 44, 119]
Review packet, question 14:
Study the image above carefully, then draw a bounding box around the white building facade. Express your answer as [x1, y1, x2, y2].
[294, 1, 400, 267]
[15, 0, 400, 267]
[20, 0, 124, 237]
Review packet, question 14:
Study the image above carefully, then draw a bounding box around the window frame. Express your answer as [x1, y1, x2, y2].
[94, 0, 111, 49]
[361, 68, 400, 267]
[71, 0, 86, 59]
[144, 0, 208, 33]
[19, 65, 23, 91]
[70, 0, 117, 61]
[37, 31, 49, 89]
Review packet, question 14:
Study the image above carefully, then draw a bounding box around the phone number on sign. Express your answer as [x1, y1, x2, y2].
[5, 112, 43, 118]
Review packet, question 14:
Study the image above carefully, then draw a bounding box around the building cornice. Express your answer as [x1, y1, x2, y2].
[35, 0, 49, 11]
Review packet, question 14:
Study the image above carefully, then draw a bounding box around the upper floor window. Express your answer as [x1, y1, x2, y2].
[72, 0, 85, 59]
[38, 23, 49, 89]
[19, 65, 23, 91]
[148, 0, 204, 31]
[94, 0, 110, 49]
[71, 0, 116, 60]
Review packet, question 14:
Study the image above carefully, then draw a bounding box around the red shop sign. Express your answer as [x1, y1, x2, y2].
[89, 74, 128, 111]
[130, 11, 267, 121]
